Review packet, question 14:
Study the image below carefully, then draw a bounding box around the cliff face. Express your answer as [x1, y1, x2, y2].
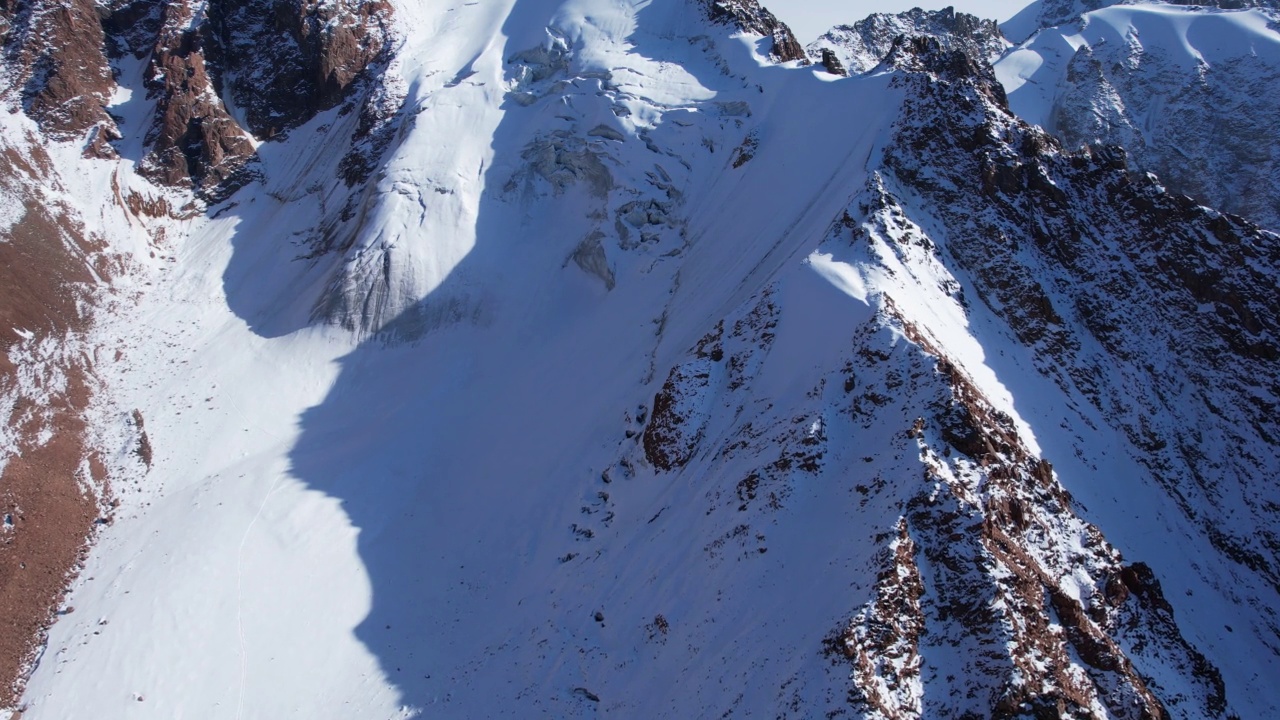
[136, 0, 260, 201]
[206, 0, 392, 139]
[0, 0, 118, 144]
[2, 0, 391, 200]
[998, 4, 1280, 235]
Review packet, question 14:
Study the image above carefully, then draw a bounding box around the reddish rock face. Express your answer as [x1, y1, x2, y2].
[2, 0, 390, 199]
[1, 0, 118, 143]
[207, 0, 392, 139]
[137, 1, 260, 201]
[0, 136, 115, 710]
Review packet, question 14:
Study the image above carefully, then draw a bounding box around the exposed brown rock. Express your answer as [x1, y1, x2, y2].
[819, 48, 847, 77]
[138, 1, 259, 202]
[699, 0, 806, 63]
[207, 0, 393, 138]
[0, 143, 95, 340]
[1, 0, 118, 142]
[0, 135, 112, 708]
[824, 519, 924, 718]
[819, 305, 1225, 718]
[0, 364, 100, 709]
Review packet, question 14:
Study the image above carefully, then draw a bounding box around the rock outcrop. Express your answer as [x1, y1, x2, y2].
[3, 0, 392, 200]
[0, 0, 118, 145]
[699, 0, 806, 62]
[808, 7, 1008, 76]
[206, 0, 392, 138]
[137, 0, 260, 202]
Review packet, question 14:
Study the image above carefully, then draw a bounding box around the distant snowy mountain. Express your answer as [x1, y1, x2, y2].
[0, 0, 1277, 718]
[807, 7, 1009, 75]
[995, 2, 1280, 233]
[1000, 0, 1280, 42]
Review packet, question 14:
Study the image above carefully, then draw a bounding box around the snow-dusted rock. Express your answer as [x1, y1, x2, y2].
[808, 7, 1009, 76]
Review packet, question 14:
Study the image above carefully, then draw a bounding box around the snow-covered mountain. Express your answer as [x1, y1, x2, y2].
[996, 2, 1280, 234]
[1003, 0, 1280, 42]
[0, 0, 1278, 718]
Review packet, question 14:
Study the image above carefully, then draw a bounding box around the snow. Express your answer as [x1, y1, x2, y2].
[9, 0, 1280, 716]
[996, 4, 1280, 130]
[19, 0, 912, 715]
[770, 0, 1034, 42]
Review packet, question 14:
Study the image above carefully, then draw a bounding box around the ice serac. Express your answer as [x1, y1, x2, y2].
[808, 7, 1009, 76]
[997, 5, 1280, 234]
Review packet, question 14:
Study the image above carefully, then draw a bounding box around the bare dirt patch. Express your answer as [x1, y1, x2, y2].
[0, 145, 111, 708]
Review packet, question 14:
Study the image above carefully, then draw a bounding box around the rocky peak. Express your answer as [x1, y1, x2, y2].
[881, 34, 1009, 110]
[698, 0, 806, 63]
[808, 7, 1008, 76]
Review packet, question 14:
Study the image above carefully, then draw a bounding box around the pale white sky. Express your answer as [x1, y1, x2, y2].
[766, 0, 1034, 42]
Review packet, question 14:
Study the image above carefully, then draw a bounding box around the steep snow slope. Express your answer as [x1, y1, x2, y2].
[8, 0, 1280, 718]
[20, 0, 909, 716]
[995, 4, 1280, 232]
